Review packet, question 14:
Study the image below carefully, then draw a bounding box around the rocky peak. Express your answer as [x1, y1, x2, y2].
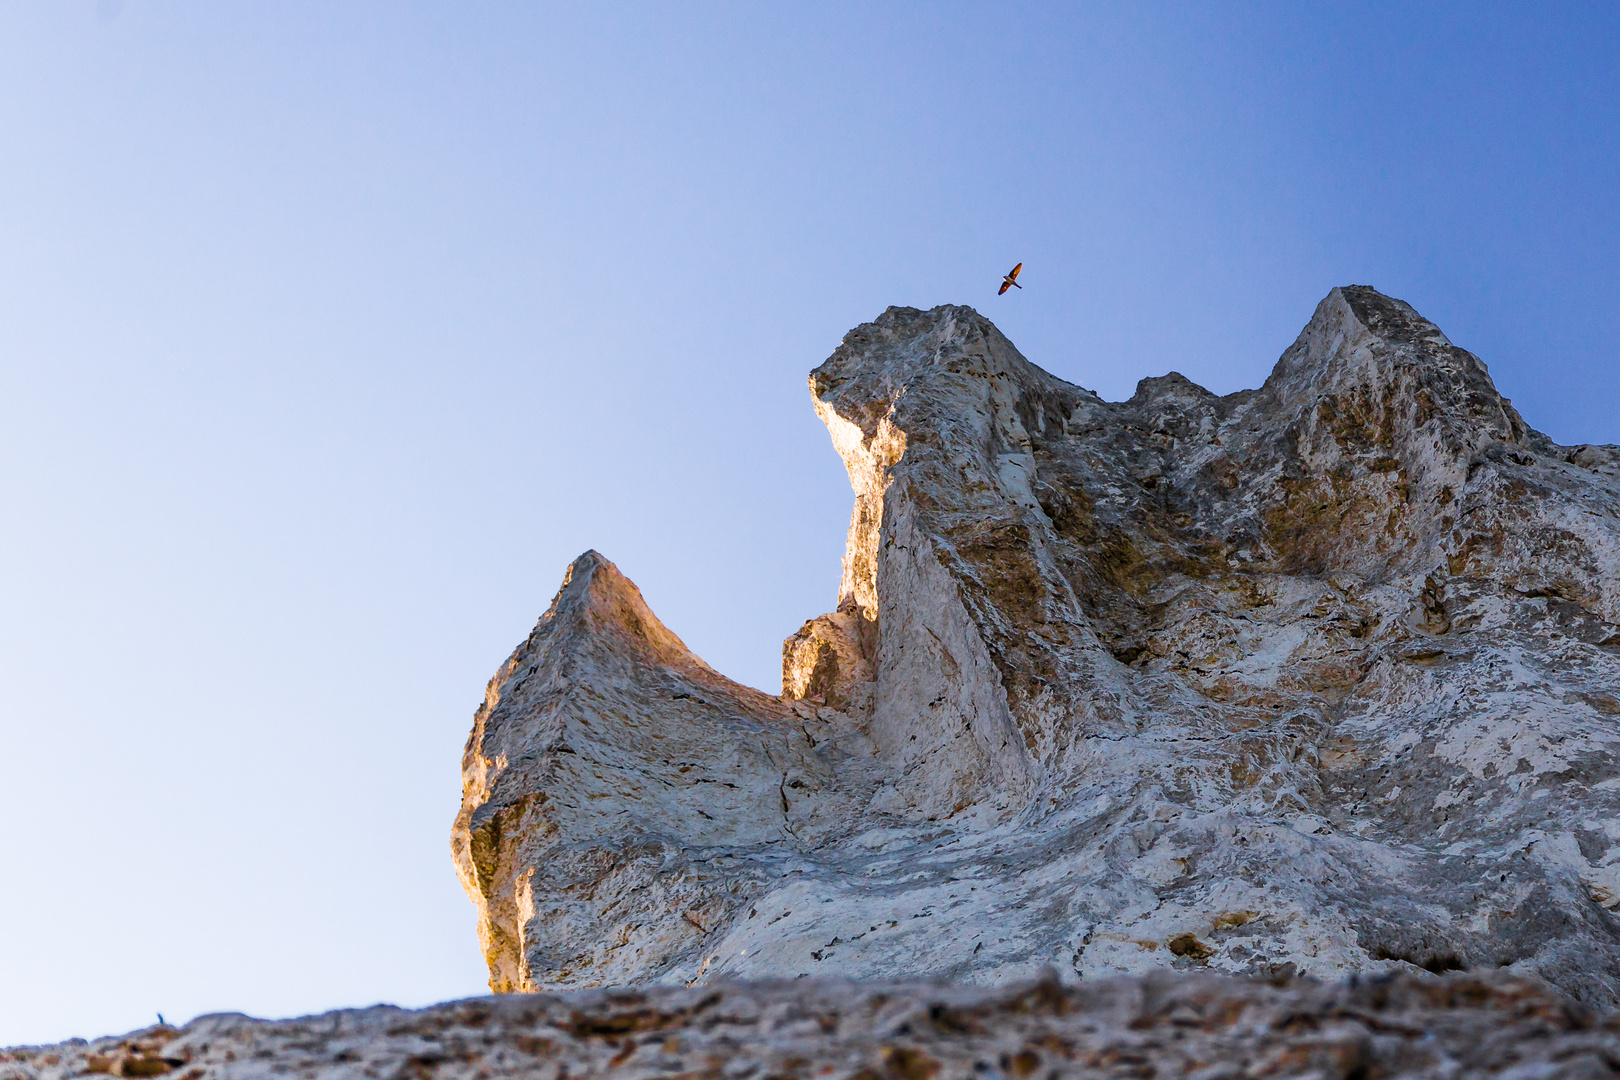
[454, 287, 1620, 1005]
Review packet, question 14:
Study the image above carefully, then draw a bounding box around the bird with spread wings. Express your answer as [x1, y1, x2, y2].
[999, 262, 1023, 294]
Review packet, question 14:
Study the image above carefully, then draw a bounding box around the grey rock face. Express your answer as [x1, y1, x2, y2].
[454, 287, 1620, 1003]
[8, 972, 1619, 1080]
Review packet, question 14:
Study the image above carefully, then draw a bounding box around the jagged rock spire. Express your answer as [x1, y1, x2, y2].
[455, 287, 1620, 1005]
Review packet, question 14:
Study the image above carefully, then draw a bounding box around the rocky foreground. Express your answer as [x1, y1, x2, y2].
[7, 971, 1620, 1080]
[453, 287, 1620, 1004]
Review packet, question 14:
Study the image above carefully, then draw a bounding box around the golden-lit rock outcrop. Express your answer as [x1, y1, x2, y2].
[454, 287, 1620, 1005]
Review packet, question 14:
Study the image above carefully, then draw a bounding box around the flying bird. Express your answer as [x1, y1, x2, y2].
[998, 263, 1023, 295]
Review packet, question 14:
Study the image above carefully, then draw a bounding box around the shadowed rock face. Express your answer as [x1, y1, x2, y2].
[453, 287, 1620, 1004]
[11, 971, 1620, 1079]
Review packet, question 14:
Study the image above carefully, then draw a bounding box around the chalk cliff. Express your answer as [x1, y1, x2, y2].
[453, 287, 1620, 1004]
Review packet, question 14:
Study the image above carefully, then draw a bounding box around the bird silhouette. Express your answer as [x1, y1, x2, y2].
[998, 263, 1023, 295]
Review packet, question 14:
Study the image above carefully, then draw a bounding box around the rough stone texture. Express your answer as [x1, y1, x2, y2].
[453, 287, 1620, 1005]
[9, 972, 1620, 1080]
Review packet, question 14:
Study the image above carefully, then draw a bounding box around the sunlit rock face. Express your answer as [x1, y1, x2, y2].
[453, 286, 1620, 1004]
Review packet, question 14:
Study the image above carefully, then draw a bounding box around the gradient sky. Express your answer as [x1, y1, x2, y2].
[2, 0, 1616, 1047]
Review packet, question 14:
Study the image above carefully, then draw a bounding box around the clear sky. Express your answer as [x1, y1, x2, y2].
[2, 0, 1616, 1047]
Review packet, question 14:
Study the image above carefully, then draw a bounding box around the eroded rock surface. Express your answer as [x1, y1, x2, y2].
[454, 287, 1620, 1003]
[8, 972, 1620, 1080]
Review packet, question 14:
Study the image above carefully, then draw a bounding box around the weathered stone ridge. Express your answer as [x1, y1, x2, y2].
[9, 971, 1620, 1080]
[454, 287, 1620, 1005]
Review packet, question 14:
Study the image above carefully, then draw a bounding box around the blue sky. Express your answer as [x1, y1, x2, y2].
[1, 1, 1616, 1046]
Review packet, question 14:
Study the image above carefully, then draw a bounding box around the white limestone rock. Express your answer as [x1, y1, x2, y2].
[454, 286, 1620, 1004]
